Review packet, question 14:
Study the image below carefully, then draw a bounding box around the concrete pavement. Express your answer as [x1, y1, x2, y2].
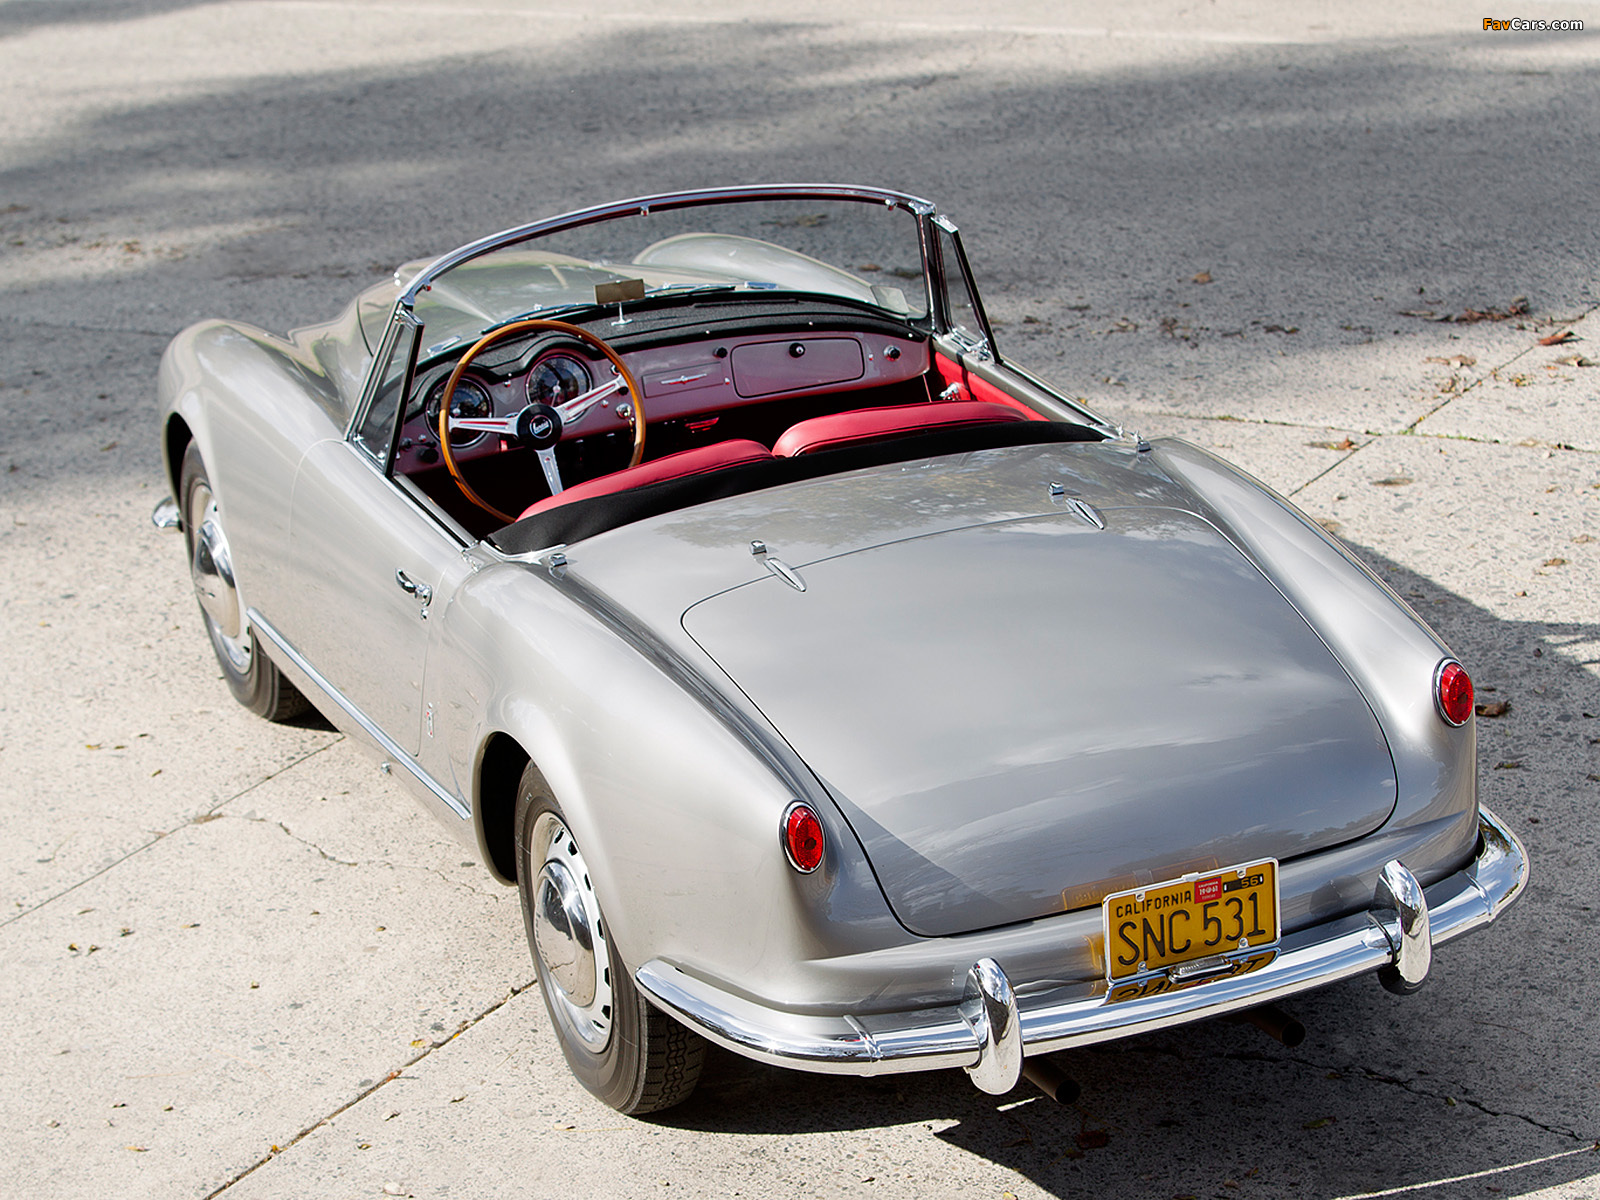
[1, 3, 1596, 1197]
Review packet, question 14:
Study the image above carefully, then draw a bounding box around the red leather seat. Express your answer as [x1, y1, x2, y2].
[519, 439, 774, 520]
[772, 401, 1030, 458]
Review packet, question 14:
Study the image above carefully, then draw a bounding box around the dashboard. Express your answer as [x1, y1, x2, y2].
[394, 328, 930, 477]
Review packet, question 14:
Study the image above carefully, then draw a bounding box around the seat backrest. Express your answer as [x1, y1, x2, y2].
[518, 439, 774, 519]
[772, 400, 1029, 458]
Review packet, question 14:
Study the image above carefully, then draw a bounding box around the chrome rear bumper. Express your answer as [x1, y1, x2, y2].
[636, 807, 1527, 1095]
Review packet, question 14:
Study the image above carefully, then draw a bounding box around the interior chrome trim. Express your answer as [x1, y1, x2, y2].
[246, 608, 470, 820]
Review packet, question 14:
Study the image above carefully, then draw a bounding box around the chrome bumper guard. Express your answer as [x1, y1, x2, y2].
[636, 807, 1527, 1095]
[151, 497, 181, 532]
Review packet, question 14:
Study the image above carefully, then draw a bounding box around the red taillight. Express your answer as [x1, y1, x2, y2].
[1435, 659, 1473, 726]
[782, 803, 825, 873]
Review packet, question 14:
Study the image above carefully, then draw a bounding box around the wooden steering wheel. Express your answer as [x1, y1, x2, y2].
[435, 318, 645, 524]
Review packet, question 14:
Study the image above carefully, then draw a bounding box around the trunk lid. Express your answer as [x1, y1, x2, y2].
[682, 505, 1397, 937]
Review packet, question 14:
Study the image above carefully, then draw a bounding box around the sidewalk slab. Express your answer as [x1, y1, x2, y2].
[1296, 435, 1600, 626]
[0, 743, 527, 1200]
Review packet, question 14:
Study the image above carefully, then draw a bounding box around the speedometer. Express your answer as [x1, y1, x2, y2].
[526, 354, 592, 407]
[425, 376, 494, 447]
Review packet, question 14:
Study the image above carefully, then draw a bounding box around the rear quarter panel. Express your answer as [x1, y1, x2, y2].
[1154, 439, 1480, 892]
[426, 556, 911, 1002]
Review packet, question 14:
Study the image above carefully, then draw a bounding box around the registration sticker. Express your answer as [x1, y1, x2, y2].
[1102, 859, 1280, 987]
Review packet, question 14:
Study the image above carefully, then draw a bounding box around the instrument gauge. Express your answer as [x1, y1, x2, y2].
[425, 376, 494, 447]
[527, 354, 593, 408]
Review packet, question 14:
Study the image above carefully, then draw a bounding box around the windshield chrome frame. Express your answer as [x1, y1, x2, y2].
[355, 185, 950, 478]
[929, 213, 1001, 366]
[394, 183, 937, 309]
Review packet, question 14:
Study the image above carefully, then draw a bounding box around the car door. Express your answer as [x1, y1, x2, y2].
[281, 439, 472, 755]
[270, 314, 473, 758]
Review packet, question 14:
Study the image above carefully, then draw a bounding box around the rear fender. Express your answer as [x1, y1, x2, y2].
[431, 558, 907, 992]
[1154, 439, 1478, 874]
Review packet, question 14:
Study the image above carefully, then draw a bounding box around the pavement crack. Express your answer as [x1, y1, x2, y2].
[1400, 369, 1493, 434]
[1402, 299, 1600, 436]
[1124, 410, 1374, 434]
[1288, 436, 1379, 497]
[388, 861, 500, 898]
[200, 979, 536, 1199]
[0, 316, 176, 339]
[1286, 424, 1598, 499]
[1220, 1048, 1589, 1142]
[249, 818, 358, 867]
[0, 738, 344, 930]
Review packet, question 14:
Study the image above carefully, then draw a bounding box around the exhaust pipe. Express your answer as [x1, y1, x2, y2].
[1021, 1056, 1081, 1105]
[1231, 1003, 1305, 1048]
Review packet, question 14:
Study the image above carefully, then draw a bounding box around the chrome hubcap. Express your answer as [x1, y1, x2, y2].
[193, 517, 239, 637]
[187, 481, 251, 672]
[533, 860, 597, 1006]
[530, 814, 613, 1052]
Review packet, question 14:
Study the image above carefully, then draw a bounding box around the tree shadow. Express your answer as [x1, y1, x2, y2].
[2, 17, 1597, 450]
[0, 0, 210, 38]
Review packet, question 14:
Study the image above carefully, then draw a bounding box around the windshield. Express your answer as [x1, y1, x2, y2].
[410, 196, 930, 352]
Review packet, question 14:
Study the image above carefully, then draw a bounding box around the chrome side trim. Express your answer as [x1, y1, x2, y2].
[636, 807, 1527, 1082]
[246, 609, 470, 820]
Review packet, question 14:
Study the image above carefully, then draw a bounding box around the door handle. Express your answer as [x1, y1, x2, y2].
[395, 569, 433, 617]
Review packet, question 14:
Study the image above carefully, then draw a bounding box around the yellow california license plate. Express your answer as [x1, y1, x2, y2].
[1102, 860, 1280, 984]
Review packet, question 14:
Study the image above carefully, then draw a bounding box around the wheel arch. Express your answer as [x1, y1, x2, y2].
[475, 730, 529, 885]
[163, 413, 194, 503]
[437, 569, 906, 996]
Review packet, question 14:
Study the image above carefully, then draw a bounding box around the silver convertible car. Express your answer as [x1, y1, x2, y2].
[154, 185, 1526, 1115]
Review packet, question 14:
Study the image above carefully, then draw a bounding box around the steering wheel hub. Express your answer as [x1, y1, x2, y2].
[518, 403, 563, 450]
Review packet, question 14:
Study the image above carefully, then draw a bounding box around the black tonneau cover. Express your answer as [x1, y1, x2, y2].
[491, 422, 1103, 553]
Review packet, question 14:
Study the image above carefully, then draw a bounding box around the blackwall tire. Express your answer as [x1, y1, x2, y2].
[179, 443, 308, 722]
[514, 762, 704, 1115]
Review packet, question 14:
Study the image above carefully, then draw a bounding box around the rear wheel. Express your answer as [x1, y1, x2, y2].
[179, 443, 308, 722]
[514, 762, 704, 1114]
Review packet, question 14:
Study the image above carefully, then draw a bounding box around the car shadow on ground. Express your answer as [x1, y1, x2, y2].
[650, 546, 1598, 1200]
